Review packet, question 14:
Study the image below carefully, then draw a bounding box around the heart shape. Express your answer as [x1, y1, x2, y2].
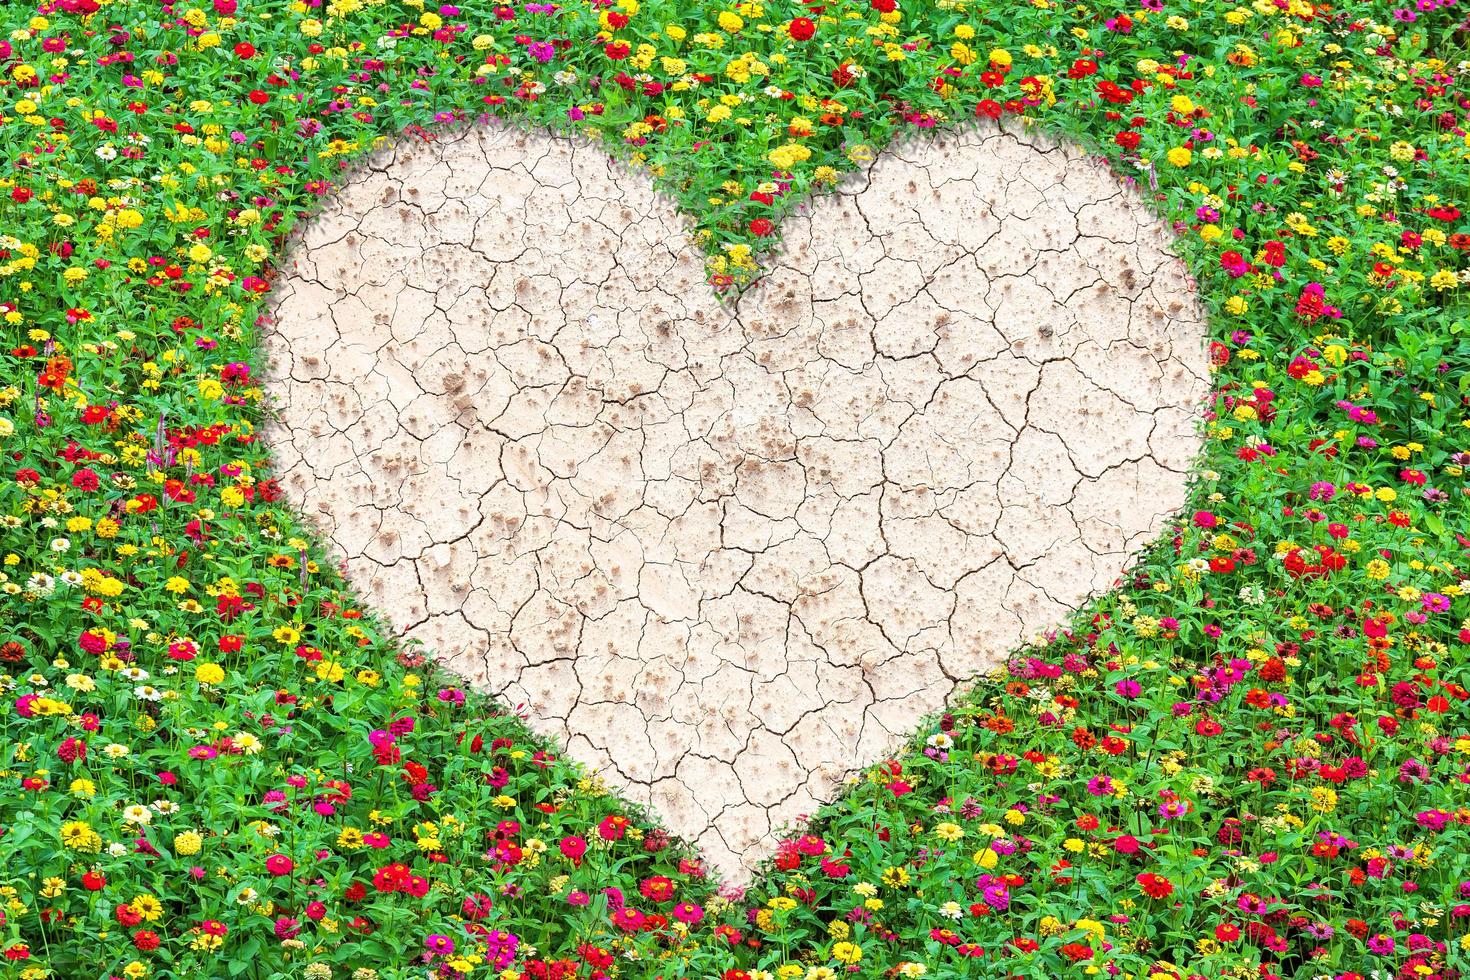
[264, 120, 1207, 882]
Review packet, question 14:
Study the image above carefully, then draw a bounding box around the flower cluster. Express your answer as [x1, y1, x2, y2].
[0, 0, 1468, 977]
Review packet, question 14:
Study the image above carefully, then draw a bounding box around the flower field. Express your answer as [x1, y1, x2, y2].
[2, 0, 1470, 978]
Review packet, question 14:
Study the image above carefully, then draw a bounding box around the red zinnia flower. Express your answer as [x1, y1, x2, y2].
[560, 835, 587, 865]
[1136, 872, 1174, 899]
[787, 17, 815, 40]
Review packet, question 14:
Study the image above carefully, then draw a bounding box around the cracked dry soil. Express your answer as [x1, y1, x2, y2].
[264, 119, 1209, 883]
